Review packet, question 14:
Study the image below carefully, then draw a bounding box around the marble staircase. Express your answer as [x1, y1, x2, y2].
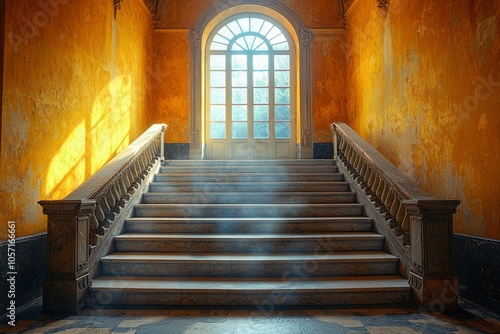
[90, 160, 411, 307]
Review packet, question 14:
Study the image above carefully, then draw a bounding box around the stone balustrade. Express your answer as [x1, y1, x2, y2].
[39, 124, 167, 313]
[331, 122, 460, 311]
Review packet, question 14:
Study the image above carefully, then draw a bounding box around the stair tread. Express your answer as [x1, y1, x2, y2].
[126, 217, 373, 222]
[92, 275, 411, 291]
[102, 251, 398, 262]
[115, 232, 384, 239]
[164, 159, 335, 165]
[135, 203, 363, 208]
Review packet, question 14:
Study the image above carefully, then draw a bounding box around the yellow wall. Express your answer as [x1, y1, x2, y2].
[0, 0, 154, 241]
[346, 0, 500, 239]
[153, 0, 347, 144]
[153, 30, 191, 143]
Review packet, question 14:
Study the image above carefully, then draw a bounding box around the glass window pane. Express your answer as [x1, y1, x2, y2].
[210, 71, 225, 87]
[275, 88, 290, 104]
[233, 37, 248, 50]
[250, 18, 264, 33]
[244, 36, 256, 50]
[232, 122, 248, 139]
[251, 37, 266, 51]
[218, 26, 234, 39]
[231, 43, 244, 51]
[254, 71, 269, 87]
[210, 42, 228, 51]
[270, 33, 287, 45]
[210, 122, 226, 139]
[210, 55, 226, 70]
[232, 88, 247, 104]
[275, 122, 291, 139]
[232, 71, 247, 87]
[210, 88, 225, 104]
[272, 42, 289, 51]
[274, 55, 290, 70]
[210, 105, 225, 121]
[227, 21, 242, 35]
[232, 55, 247, 70]
[260, 21, 274, 36]
[238, 18, 250, 32]
[253, 55, 268, 70]
[255, 42, 269, 51]
[275, 105, 291, 121]
[266, 26, 281, 40]
[254, 105, 269, 121]
[254, 88, 269, 104]
[232, 105, 247, 121]
[213, 34, 229, 44]
[254, 122, 269, 139]
[275, 71, 290, 87]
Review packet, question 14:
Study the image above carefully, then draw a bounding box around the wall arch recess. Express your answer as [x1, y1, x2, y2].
[190, 0, 312, 159]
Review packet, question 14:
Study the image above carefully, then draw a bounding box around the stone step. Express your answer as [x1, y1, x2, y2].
[90, 275, 411, 306]
[141, 192, 357, 204]
[133, 203, 365, 218]
[163, 159, 336, 167]
[125, 217, 374, 234]
[159, 165, 338, 174]
[114, 232, 385, 253]
[100, 251, 399, 277]
[148, 181, 350, 193]
[154, 173, 344, 183]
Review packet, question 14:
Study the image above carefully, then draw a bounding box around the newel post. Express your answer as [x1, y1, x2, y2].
[38, 200, 96, 313]
[330, 123, 338, 158]
[403, 199, 460, 311]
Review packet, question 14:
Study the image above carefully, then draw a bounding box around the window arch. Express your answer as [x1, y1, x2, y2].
[205, 15, 295, 159]
[190, 2, 313, 159]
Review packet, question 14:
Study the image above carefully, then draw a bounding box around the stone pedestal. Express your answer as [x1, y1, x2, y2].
[403, 200, 460, 311]
[38, 200, 96, 313]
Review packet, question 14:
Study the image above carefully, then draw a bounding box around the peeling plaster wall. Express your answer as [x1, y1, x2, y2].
[153, 30, 191, 143]
[153, 0, 347, 144]
[0, 0, 154, 241]
[346, 0, 500, 240]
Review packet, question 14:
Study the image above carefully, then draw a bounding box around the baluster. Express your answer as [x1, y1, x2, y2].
[394, 201, 405, 236]
[383, 186, 395, 219]
[366, 167, 376, 194]
[105, 189, 117, 221]
[358, 160, 368, 186]
[95, 197, 106, 226]
[401, 210, 410, 245]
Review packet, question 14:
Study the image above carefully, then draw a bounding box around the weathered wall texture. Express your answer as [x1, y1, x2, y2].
[153, 0, 347, 144]
[153, 31, 191, 143]
[0, 0, 154, 241]
[312, 31, 348, 142]
[346, 0, 500, 239]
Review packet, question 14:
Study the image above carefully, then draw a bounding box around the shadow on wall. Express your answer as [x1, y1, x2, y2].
[44, 75, 132, 200]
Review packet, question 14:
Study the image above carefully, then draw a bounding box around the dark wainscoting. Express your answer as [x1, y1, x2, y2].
[313, 143, 334, 159]
[454, 233, 499, 313]
[165, 143, 190, 160]
[0, 233, 47, 320]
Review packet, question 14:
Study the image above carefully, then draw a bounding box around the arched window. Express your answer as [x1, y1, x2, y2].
[206, 14, 295, 159]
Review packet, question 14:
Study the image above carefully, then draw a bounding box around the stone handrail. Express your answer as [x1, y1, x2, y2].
[38, 123, 167, 313]
[331, 122, 460, 311]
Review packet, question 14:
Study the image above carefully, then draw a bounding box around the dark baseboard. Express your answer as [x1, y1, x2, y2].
[0, 233, 47, 321]
[453, 233, 499, 313]
[313, 143, 334, 159]
[165, 143, 190, 160]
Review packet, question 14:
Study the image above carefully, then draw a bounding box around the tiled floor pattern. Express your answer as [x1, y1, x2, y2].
[1, 300, 499, 334]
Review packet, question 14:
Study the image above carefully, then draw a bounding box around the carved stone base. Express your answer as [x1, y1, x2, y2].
[409, 272, 458, 312]
[43, 274, 90, 313]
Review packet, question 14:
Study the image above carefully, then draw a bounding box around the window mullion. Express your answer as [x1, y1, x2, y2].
[269, 52, 276, 140]
[248, 51, 254, 141]
[226, 52, 232, 140]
